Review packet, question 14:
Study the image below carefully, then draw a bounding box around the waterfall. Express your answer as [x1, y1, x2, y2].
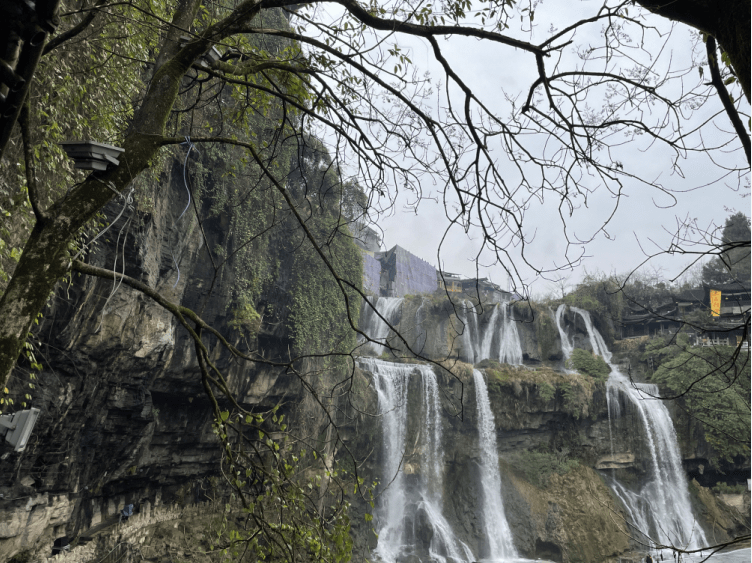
[366, 358, 409, 563]
[606, 373, 708, 552]
[498, 301, 523, 366]
[479, 304, 500, 361]
[473, 369, 517, 560]
[473, 299, 523, 366]
[554, 304, 574, 359]
[562, 305, 708, 553]
[570, 306, 611, 362]
[465, 301, 482, 362]
[455, 301, 482, 364]
[361, 358, 473, 563]
[359, 297, 404, 353]
[415, 297, 428, 352]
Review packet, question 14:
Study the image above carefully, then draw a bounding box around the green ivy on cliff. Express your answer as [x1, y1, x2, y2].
[288, 215, 362, 356]
[508, 449, 580, 488]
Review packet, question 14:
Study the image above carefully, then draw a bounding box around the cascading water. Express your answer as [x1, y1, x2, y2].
[606, 373, 708, 552]
[498, 301, 523, 366]
[479, 304, 500, 361]
[456, 301, 480, 364]
[561, 306, 708, 553]
[466, 301, 483, 361]
[473, 369, 517, 560]
[459, 299, 522, 366]
[359, 297, 404, 353]
[415, 297, 428, 352]
[361, 358, 521, 563]
[361, 358, 473, 563]
[554, 304, 574, 360]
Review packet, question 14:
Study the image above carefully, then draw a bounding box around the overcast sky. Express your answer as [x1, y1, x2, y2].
[308, 1, 750, 298]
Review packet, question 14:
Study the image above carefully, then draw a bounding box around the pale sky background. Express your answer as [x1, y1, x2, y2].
[304, 0, 750, 298]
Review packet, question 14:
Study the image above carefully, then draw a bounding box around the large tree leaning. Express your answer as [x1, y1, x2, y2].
[0, 0, 749, 388]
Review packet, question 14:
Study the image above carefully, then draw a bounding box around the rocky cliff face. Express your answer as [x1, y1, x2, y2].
[0, 155, 338, 560]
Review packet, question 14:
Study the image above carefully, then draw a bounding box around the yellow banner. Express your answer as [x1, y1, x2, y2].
[710, 289, 722, 317]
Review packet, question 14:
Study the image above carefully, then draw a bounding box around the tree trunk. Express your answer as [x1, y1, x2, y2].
[0, 0, 263, 387]
[635, 0, 750, 102]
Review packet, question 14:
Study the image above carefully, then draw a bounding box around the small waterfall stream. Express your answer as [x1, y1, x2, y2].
[479, 304, 500, 361]
[457, 302, 479, 364]
[360, 358, 517, 563]
[554, 304, 574, 360]
[415, 297, 428, 352]
[458, 299, 522, 365]
[359, 297, 405, 353]
[555, 306, 708, 553]
[359, 294, 523, 366]
[473, 369, 518, 560]
[497, 300, 523, 366]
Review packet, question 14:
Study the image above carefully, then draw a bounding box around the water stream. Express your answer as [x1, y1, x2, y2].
[361, 358, 518, 563]
[459, 299, 522, 365]
[556, 305, 708, 553]
[473, 369, 518, 560]
[497, 300, 523, 366]
[359, 297, 405, 353]
[358, 299, 714, 562]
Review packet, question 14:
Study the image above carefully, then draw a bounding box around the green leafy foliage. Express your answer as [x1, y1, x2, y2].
[288, 215, 362, 356]
[539, 382, 556, 402]
[210, 410, 357, 563]
[649, 343, 750, 462]
[567, 348, 611, 383]
[712, 482, 747, 494]
[228, 299, 262, 335]
[476, 358, 508, 382]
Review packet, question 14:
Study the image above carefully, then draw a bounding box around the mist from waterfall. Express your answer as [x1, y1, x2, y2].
[556, 305, 708, 553]
[473, 369, 518, 560]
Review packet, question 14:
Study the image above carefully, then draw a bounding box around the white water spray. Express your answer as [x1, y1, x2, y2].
[554, 304, 574, 360]
[498, 301, 523, 365]
[456, 301, 479, 364]
[479, 304, 500, 361]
